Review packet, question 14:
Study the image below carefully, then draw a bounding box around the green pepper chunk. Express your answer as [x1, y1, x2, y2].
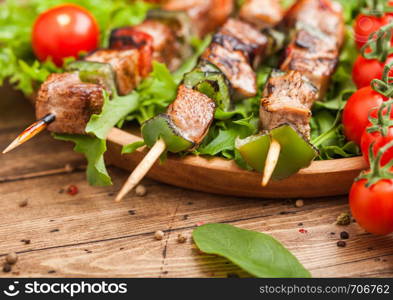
[141, 114, 193, 153]
[66, 61, 117, 95]
[183, 62, 232, 112]
[236, 125, 318, 180]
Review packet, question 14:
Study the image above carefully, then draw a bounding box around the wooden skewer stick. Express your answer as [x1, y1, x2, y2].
[2, 113, 56, 154]
[115, 138, 167, 202]
[261, 138, 281, 187]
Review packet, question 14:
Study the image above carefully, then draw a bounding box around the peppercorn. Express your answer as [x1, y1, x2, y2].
[295, 199, 304, 208]
[135, 185, 147, 197]
[18, 199, 28, 207]
[336, 212, 351, 226]
[66, 185, 78, 196]
[5, 252, 18, 265]
[154, 230, 164, 240]
[2, 263, 11, 273]
[337, 241, 346, 248]
[340, 231, 349, 240]
[177, 233, 187, 243]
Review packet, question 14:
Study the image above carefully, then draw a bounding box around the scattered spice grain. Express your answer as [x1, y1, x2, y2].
[340, 231, 349, 240]
[336, 213, 351, 226]
[154, 230, 164, 240]
[177, 233, 187, 243]
[295, 199, 304, 208]
[5, 252, 18, 265]
[337, 241, 346, 248]
[18, 199, 28, 207]
[135, 184, 147, 197]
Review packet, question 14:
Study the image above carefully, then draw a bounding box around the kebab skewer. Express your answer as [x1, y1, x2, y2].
[236, 0, 345, 186]
[2, 1, 234, 154]
[116, 0, 285, 201]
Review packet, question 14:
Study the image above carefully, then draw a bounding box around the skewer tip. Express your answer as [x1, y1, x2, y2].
[2, 114, 55, 154]
[261, 138, 281, 187]
[115, 138, 166, 202]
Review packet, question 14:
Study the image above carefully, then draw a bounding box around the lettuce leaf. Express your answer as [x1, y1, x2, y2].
[53, 133, 112, 186]
[0, 0, 151, 95]
[86, 91, 140, 139]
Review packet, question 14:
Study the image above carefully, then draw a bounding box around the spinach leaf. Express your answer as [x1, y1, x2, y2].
[193, 223, 311, 278]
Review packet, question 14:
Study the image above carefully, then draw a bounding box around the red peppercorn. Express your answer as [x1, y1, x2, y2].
[66, 185, 78, 196]
[299, 229, 308, 234]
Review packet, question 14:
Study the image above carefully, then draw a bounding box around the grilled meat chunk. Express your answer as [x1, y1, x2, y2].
[216, 18, 268, 68]
[85, 49, 141, 96]
[281, 0, 344, 98]
[202, 19, 268, 98]
[202, 43, 257, 98]
[163, 0, 233, 37]
[132, 20, 183, 71]
[109, 27, 153, 77]
[285, 0, 344, 48]
[240, 0, 284, 30]
[260, 71, 317, 140]
[167, 85, 216, 144]
[36, 73, 104, 135]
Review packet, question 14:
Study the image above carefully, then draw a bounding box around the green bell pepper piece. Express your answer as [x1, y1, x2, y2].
[66, 61, 117, 95]
[183, 62, 232, 112]
[236, 125, 318, 180]
[141, 114, 193, 153]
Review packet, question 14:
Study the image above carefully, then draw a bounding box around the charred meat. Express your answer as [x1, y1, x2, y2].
[239, 0, 284, 30]
[260, 71, 317, 139]
[36, 73, 104, 134]
[163, 0, 234, 37]
[167, 85, 216, 144]
[85, 49, 142, 96]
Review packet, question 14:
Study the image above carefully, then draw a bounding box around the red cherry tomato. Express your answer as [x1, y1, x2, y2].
[342, 87, 386, 145]
[350, 177, 393, 235]
[352, 54, 393, 89]
[32, 4, 99, 66]
[354, 14, 388, 49]
[360, 104, 393, 166]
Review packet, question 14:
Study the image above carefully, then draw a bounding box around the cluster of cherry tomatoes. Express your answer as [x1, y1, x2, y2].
[343, 5, 393, 236]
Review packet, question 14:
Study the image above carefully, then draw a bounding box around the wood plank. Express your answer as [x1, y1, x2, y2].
[1, 168, 393, 277]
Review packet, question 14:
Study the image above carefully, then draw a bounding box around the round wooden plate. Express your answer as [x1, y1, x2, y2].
[105, 128, 368, 198]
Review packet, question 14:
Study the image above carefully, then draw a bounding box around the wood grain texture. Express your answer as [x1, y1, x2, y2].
[106, 128, 368, 198]
[0, 85, 392, 278]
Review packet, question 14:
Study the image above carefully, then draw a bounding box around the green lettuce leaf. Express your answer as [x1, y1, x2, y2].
[193, 223, 311, 278]
[0, 0, 151, 95]
[86, 90, 140, 139]
[53, 133, 112, 186]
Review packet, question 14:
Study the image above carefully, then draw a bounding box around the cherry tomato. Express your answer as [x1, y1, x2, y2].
[354, 14, 388, 49]
[342, 87, 386, 145]
[352, 54, 393, 89]
[350, 177, 393, 235]
[32, 4, 99, 66]
[361, 105, 393, 166]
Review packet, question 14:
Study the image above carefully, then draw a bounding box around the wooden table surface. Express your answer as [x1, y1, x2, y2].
[0, 85, 392, 278]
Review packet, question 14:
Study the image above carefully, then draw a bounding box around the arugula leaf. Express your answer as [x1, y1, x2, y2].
[86, 90, 140, 139]
[53, 133, 112, 186]
[193, 223, 311, 278]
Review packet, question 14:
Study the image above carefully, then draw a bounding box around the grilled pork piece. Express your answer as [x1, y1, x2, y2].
[85, 49, 142, 96]
[109, 27, 154, 76]
[260, 71, 317, 139]
[132, 20, 182, 71]
[167, 85, 216, 144]
[202, 18, 268, 98]
[163, 0, 234, 37]
[281, 0, 344, 97]
[36, 73, 104, 134]
[240, 0, 284, 30]
[260, 0, 344, 140]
